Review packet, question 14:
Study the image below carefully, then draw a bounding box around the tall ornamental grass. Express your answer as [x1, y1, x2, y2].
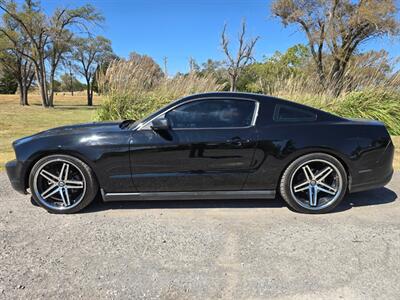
[96, 57, 224, 121]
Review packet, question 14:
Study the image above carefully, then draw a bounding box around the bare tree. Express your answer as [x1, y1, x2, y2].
[272, 0, 399, 96]
[221, 20, 259, 91]
[73, 36, 112, 106]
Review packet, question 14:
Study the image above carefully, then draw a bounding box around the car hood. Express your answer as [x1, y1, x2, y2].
[13, 121, 123, 146]
[39, 121, 123, 135]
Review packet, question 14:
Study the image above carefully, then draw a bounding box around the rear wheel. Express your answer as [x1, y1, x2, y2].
[280, 153, 347, 213]
[29, 154, 98, 214]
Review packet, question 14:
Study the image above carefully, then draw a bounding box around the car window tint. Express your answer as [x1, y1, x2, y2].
[165, 99, 256, 129]
[274, 105, 317, 122]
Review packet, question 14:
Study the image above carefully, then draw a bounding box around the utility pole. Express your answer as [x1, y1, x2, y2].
[163, 56, 168, 78]
[189, 56, 194, 73]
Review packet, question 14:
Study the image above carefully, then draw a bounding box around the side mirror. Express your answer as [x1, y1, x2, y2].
[151, 117, 170, 131]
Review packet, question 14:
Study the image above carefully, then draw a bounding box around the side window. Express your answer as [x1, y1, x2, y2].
[274, 104, 317, 122]
[165, 99, 256, 129]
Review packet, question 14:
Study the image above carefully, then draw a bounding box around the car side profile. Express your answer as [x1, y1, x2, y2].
[6, 92, 394, 214]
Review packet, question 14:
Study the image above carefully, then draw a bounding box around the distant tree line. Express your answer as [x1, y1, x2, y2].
[0, 0, 398, 108]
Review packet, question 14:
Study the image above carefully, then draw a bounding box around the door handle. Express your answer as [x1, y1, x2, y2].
[227, 137, 245, 147]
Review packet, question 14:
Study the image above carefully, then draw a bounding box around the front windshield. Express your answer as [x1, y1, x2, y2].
[131, 97, 183, 128]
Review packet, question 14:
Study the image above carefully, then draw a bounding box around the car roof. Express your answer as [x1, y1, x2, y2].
[181, 91, 271, 101]
[179, 92, 344, 121]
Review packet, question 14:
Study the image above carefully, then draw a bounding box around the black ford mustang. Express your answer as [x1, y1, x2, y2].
[6, 92, 394, 214]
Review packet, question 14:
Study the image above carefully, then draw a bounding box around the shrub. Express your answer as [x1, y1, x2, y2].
[328, 90, 400, 135]
[287, 89, 400, 135]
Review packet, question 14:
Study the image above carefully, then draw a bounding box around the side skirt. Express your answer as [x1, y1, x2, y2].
[101, 189, 276, 202]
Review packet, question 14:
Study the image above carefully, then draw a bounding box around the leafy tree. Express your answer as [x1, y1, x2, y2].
[73, 36, 112, 106]
[0, 0, 103, 107]
[0, 68, 17, 93]
[59, 73, 85, 93]
[0, 0, 34, 105]
[272, 0, 399, 96]
[239, 44, 310, 93]
[198, 59, 228, 88]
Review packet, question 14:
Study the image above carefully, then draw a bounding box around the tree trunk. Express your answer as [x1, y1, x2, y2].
[35, 61, 49, 107]
[22, 86, 28, 105]
[86, 79, 93, 106]
[18, 80, 28, 106]
[329, 58, 348, 97]
[48, 68, 56, 108]
[230, 74, 237, 91]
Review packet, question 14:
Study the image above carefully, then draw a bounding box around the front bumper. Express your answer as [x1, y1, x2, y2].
[5, 160, 27, 194]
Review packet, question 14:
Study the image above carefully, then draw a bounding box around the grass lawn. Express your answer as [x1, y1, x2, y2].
[0, 94, 399, 172]
[0, 94, 99, 169]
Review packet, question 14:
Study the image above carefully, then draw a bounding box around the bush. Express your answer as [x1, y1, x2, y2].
[290, 89, 400, 135]
[328, 90, 400, 135]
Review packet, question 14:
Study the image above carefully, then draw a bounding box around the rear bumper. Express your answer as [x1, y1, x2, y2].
[349, 168, 393, 193]
[5, 160, 27, 194]
[349, 139, 394, 193]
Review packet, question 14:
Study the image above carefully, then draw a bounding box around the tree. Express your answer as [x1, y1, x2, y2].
[0, 0, 103, 107]
[272, 0, 399, 96]
[221, 20, 259, 91]
[59, 73, 85, 93]
[242, 44, 310, 93]
[0, 68, 17, 93]
[73, 36, 112, 106]
[0, 1, 34, 105]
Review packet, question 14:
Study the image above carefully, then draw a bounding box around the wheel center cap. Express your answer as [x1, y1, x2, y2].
[310, 180, 317, 186]
[58, 181, 65, 187]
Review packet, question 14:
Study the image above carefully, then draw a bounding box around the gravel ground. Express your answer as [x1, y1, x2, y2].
[0, 171, 399, 300]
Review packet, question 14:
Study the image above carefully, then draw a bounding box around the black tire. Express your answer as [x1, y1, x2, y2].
[279, 153, 348, 214]
[29, 154, 98, 214]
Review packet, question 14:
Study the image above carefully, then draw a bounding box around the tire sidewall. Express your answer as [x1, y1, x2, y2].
[29, 154, 98, 214]
[280, 153, 348, 214]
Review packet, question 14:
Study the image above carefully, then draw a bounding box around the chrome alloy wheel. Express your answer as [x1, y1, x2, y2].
[289, 159, 343, 210]
[32, 159, 87, 210]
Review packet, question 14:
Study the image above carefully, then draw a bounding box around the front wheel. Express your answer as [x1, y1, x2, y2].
[29, 154, 98, 214]
[279, 153, 348, 214]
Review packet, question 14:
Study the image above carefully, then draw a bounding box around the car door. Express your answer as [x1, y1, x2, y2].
[129, 98, 259, 192]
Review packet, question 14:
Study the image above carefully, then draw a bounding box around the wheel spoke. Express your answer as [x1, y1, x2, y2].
[39, 170, 58, 183]
[308, 185, 314, 206]
[41, 185, 59, 199]
[65, 180, 84, 189]
[64, 188, 71, 206]
[63, 164, 70, 181]
[59, 187, 69, 206]
[317, 185, 336, 195]
[302, 165, 314, 181]
[59, 163, 68, 181]
[315, 167, 333, 182]
[294, 180, 309, 192]
[312, 186, 318, 206]
[318, 181, 337, 193]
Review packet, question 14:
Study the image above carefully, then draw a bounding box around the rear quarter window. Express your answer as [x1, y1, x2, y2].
[273, 104, 317, 122]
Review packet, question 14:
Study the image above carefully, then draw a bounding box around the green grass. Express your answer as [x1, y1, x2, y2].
[0, 94, 98, 169]
[0, 94, 399, 171]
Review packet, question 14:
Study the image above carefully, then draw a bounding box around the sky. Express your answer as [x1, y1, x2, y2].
[40, 0, 400, 75]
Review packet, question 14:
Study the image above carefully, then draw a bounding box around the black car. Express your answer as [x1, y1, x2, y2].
[6, 92, 394, 214]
